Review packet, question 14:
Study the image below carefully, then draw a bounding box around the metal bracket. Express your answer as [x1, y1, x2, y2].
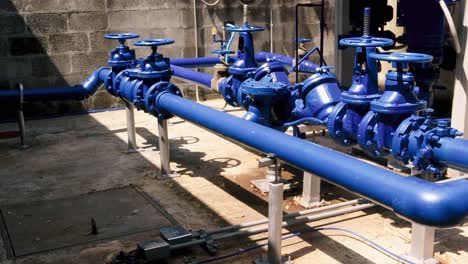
[252, 154, 291, 193]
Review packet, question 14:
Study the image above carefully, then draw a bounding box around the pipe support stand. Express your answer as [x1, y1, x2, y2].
[123, 100, 144, 153]
[157, 118, 179, 180]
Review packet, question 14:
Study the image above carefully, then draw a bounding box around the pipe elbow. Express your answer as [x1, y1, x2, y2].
[392, 179, 468, 227]
[81, 67, 111, 98]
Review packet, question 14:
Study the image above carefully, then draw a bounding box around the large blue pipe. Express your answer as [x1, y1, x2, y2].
[171, 65, 212, 88]
[156, 92, 468, 227]
[0, 67, 110, 102]
[432, 137, 468, 173]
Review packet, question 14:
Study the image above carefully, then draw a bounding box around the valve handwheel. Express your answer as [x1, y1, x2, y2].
[368, 52, 433, 64]
[104, 33, 140, 40]
[226, 24, 265, 32]
[340, 36, 394, 48]
[295, 38, 312, 43]
[104, 33, 140, 46]
[211, 49, 235, 56]
[369, 52, 433, 69]
[134, 39, 175, 47]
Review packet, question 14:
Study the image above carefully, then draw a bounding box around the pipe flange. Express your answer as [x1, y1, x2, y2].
[357, 111, 388, 157]
[219, 75, 241, 107]
[145, 81, 182, 119]
[391, 115, 424, 164]
[327, 102, 354, 146]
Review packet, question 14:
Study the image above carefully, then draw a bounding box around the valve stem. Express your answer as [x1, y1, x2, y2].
[363, 7, 371, 36]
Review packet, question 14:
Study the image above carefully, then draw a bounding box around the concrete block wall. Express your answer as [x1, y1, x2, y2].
[0, 0, 335, 117]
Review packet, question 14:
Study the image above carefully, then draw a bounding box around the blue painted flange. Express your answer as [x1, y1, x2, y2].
[356, 110, 388, 157]
[392, 111, 463, 175]
[145, 81, 182, 119]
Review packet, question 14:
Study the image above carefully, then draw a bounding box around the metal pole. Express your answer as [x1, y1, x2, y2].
[243, 4, 248, 24]
[193, 0, 200, 102]
[268, 182, 284, 264]
[170, 203, 375, 251]
[320, 0, 325, 67]
[409, 222, 436, 263]
[16, 83, 28, 149]
[295, 4, 299, 84]
[125, 100, 138, 152]
[204, 199, 365, 236]
[270, 0, 274, 53]
[158, 118, 173, 179]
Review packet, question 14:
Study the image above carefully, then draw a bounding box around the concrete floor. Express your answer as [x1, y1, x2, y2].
[0, 98, 467, 264]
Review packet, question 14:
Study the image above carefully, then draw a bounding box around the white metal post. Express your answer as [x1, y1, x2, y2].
[300, 171, 321, 208]
[267, 181, 284, 264]
[158, 118, 170, 178]
[157, 118, 179, 179]
[125, 100, 139, 152]
[409, 222, 437, 264]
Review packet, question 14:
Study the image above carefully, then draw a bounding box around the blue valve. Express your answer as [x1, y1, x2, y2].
[131, 39, 175, 80]
[104, 33, 140, 68]
[340, 36, 394, 48]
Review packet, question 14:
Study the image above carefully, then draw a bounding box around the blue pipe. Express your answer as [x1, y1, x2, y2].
[170, 52, 318, 72]
[432, 137, 468, 172]
[155, 92, 468, 227]
[171, 57, 223, 68]
[170, 65, 213, 88]
[0, 67, 110, 102]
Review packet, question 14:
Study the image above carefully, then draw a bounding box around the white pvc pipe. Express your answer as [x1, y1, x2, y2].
[439, 0, 461, 54]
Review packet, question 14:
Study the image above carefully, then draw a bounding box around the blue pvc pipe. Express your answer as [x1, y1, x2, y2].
[156, 92, 468, 227]
[171, 65, 213, 88]
[0, 67, 110, 102]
